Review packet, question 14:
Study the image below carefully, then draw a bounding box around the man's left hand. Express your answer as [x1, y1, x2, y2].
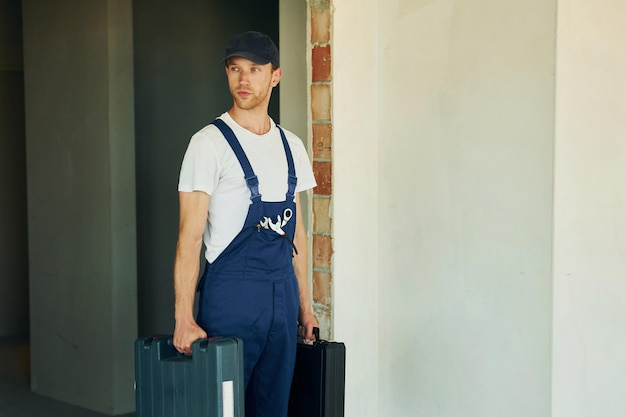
[298, 313, 319, 342]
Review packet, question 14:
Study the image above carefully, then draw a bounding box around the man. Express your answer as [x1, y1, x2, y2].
[173, 31, 318, 417]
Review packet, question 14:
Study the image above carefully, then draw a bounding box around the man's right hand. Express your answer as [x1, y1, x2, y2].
[173, 319, 207, 355]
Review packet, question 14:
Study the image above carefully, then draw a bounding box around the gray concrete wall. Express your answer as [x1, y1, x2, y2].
[0, 0, 29, 338]
[133, 0, 279, 337]
[22, 0, 137, 414]
[279, 0, 311, 252]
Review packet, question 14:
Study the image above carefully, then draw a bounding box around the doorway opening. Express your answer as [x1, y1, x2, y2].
[2, 0, 309, 414]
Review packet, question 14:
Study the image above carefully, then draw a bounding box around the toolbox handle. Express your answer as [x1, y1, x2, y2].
[312, 327, 329, 346]
[192, 336, 227, 354]
[300, 327, 325, 345]
[139, 335, 237, 361]
[313, 327, 320, 342]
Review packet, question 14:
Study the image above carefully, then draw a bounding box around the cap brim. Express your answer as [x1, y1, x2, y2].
[222, 51, 271, 65]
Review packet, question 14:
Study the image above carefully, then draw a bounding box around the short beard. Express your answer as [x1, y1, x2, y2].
[231, 84, 272, 111]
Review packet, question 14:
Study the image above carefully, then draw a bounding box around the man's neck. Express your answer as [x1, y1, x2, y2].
[228, 107, 271, 135]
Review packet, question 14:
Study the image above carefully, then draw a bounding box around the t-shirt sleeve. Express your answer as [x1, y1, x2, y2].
[178, 133, 220, 195]
[292, 139, 317, 193]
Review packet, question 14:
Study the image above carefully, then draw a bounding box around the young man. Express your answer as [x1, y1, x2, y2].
[173, 31, 318, 416]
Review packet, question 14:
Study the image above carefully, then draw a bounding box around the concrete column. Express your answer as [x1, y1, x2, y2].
[553, 1, 626, 416]
[0, 0, 29, 338]
[22, 0, 136, 414]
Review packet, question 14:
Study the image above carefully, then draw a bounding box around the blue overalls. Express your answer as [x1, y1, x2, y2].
[197, 119, 300, 417]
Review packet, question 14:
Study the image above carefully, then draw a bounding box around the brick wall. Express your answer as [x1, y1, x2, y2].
[309, 0, 334, 340]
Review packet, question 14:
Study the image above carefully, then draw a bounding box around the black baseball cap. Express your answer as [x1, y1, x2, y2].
[222, 31, 280, 68]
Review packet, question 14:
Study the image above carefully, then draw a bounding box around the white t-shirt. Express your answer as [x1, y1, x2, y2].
[178, 112, 317, 262]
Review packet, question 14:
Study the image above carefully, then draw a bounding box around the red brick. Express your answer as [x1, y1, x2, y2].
[312, 45, 331, 82]
[312, 271, 332, 307]
[312, 196, 332, 233]
[312, 123, 332, 160]
[311, 8, 331, 44]
[313, 160, 332, 195]
[311, 84, 331, 121]
[312, 234, 333, 270]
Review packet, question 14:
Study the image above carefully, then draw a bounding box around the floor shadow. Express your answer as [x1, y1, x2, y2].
[0, 335, 135, 417]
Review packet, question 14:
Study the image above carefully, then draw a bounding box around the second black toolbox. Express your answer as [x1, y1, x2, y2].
[134, 335, 244, 417]
[288, 328, 346, 417]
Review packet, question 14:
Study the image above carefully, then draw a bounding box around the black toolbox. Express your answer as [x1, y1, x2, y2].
[134, 335, 244, 417]
[288, 328, 346, 417]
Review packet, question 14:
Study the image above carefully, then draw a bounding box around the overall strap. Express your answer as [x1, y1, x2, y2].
[277, 125, 297, 200]
[211, 119, 261, 202]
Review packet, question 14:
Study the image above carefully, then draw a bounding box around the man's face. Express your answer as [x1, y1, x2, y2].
[225, 57, 281, 111]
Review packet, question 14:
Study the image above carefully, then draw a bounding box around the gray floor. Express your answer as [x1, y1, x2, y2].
[0, 335, 135, 417]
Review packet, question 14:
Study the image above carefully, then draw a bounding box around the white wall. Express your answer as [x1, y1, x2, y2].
[335, 1, 626, 416]
[552, 1, 626, 416]
[377, 1, 555, 416]
[335, 0, 556, 416]
[333, 1, 380, 416]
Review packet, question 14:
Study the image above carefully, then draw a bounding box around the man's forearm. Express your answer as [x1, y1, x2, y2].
[174, 238, 202, 322]
[293, 193, 314, 321]
[293, 246, 313, 319]
[174, 191, 210, 324]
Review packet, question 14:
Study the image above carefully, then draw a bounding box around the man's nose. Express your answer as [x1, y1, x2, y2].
[239, 71, 250, 84]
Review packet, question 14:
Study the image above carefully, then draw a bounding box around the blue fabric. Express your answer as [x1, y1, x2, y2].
[197, 120, 300, 417]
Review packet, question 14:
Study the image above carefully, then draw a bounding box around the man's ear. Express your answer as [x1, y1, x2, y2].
[272, 67, 283, 87]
